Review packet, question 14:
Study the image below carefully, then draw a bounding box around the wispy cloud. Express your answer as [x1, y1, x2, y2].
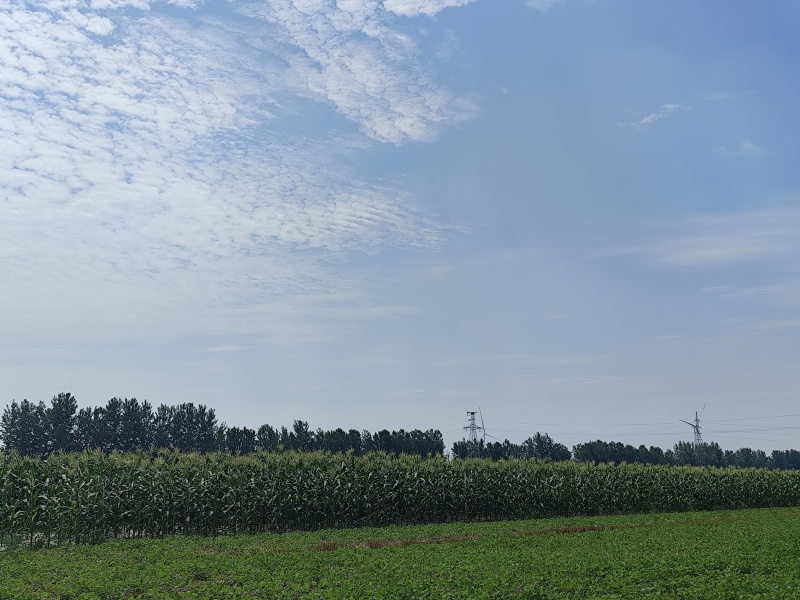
[626, 207, 800, 267]
[622, 93, 733, 129]
[439, 388, 482, 396]
[749, 318, 800, 331]
[509, 375, 622, 386]
[699, 91, 738, 102]
[724, 284, 797, 302]
[716, 140, 765, 156]
[526, 0, 567, 13]
[723, 317, 800, 333]
[232, 0, 478, 144]
[196, 345, 253, 353]
[434, 353, 597, 368]
[384, 0, 479, 18]
[625, 103, 689, 129]
[697, 283, 800, 309]
[0, 0, 478, 345]
[386, 388, 427, 398]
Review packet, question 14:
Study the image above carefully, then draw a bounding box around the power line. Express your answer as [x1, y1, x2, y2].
[705, 393, 800, 406]
[485, 427, 686, 438]
[705, 434, 800, 445]
[486, 420, 678, 427]
[483, 422, 800, 438]
[704, 413, 800, 423]
[708, 424, 800, 431]
[446, 393, 800, 453]
[484, 409, 800, 436]
[704, 428, 800, 439]
[484, 393, 800, 420]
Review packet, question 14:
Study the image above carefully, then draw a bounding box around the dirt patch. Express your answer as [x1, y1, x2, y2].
[356, 535, 479, 551]
[517, 516, 741, 537]
[314, 540, 340, 551]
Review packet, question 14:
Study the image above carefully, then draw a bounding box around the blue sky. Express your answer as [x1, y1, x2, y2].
[2, 0, 800, 452]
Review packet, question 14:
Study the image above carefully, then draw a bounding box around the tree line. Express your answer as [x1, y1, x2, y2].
[3, 393, 800, 470]
[452, 437, 800, 470]
[451, 433, 571, 461]
[572, 439, 800, 470]
[0, 393, 444, 458]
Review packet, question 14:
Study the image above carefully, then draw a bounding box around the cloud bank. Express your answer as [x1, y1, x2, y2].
[635, 207, 800, 267]
[384, 0, 479, 18]
[0, 0, 477, 344]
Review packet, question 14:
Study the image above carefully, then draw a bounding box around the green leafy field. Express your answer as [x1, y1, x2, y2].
[2, 507, 799, 599]
[6, 450, 800, 548]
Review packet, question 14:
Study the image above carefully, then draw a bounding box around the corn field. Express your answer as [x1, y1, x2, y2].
[2, 450, 800, 549]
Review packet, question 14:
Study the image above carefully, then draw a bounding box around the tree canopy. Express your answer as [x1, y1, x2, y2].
[3, 393, 799, 470]
[1, 394, 445, 458]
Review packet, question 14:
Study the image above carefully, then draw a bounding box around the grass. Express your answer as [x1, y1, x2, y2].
[1, 507, 800, 599]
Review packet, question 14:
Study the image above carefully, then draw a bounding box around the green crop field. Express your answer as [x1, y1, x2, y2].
[5, 450, 800, 549]
[2, 507, 799, 599]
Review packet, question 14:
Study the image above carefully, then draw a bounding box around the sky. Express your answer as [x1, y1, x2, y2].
[2, 0, 800, 454]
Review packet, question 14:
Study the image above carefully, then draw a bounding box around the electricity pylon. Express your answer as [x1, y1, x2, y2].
[464, 411, 484, 443]
[680, 411, 703, 447]
[680, 408, 705, 466]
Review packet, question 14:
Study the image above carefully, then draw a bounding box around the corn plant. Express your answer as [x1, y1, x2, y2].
[3, 450, 800, 548]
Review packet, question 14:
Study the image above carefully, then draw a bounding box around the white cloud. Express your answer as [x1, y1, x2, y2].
[383, 0, 478, 17]
[510, 375, 622, 386]
[434, 354, 596, 368]
[724, 284, 796, 302]
[0, 0, 476, 345]
[526, 0, 567, 13]
[700, 92, 735, 102]
[88, 0, 200, 8]
[631, 207, 800, 267]
[722, 316, 800, 334]
[622, 93, 734, 130]
[749, 318, 800, 331]
[717, 140, 765, 156]
[630, 103, 689, 128]
[196, 345, 253, 353]
[231, 0, 478, 144]
[439, 388, 481, 396]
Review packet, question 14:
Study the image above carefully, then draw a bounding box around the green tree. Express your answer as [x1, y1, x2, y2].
[46, 392, 78, 454]
[225, 426, 257, 455]
[166, 403, 218, 452]
[256, 424, 280, 451]
[523, 432, 571, 461]
[672, 441, 697, 465]
[573, 440, 611, 464]
[118, 398, 154, 451]
[451, 438, 485, 459]
[0, 399, 48, 456]
[75, 406, 104, 451]
[696, 442, 724, 467]
[290, 420, 313, 452]
[771, 449, 800, 470]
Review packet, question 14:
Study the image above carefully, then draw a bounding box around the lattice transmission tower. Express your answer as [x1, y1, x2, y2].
[680, 411, 703, 447]
[680, 407, 706, 465]
[464, 411, 484, 443]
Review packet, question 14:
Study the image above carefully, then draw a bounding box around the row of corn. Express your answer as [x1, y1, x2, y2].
[2, 450, 799, 548]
